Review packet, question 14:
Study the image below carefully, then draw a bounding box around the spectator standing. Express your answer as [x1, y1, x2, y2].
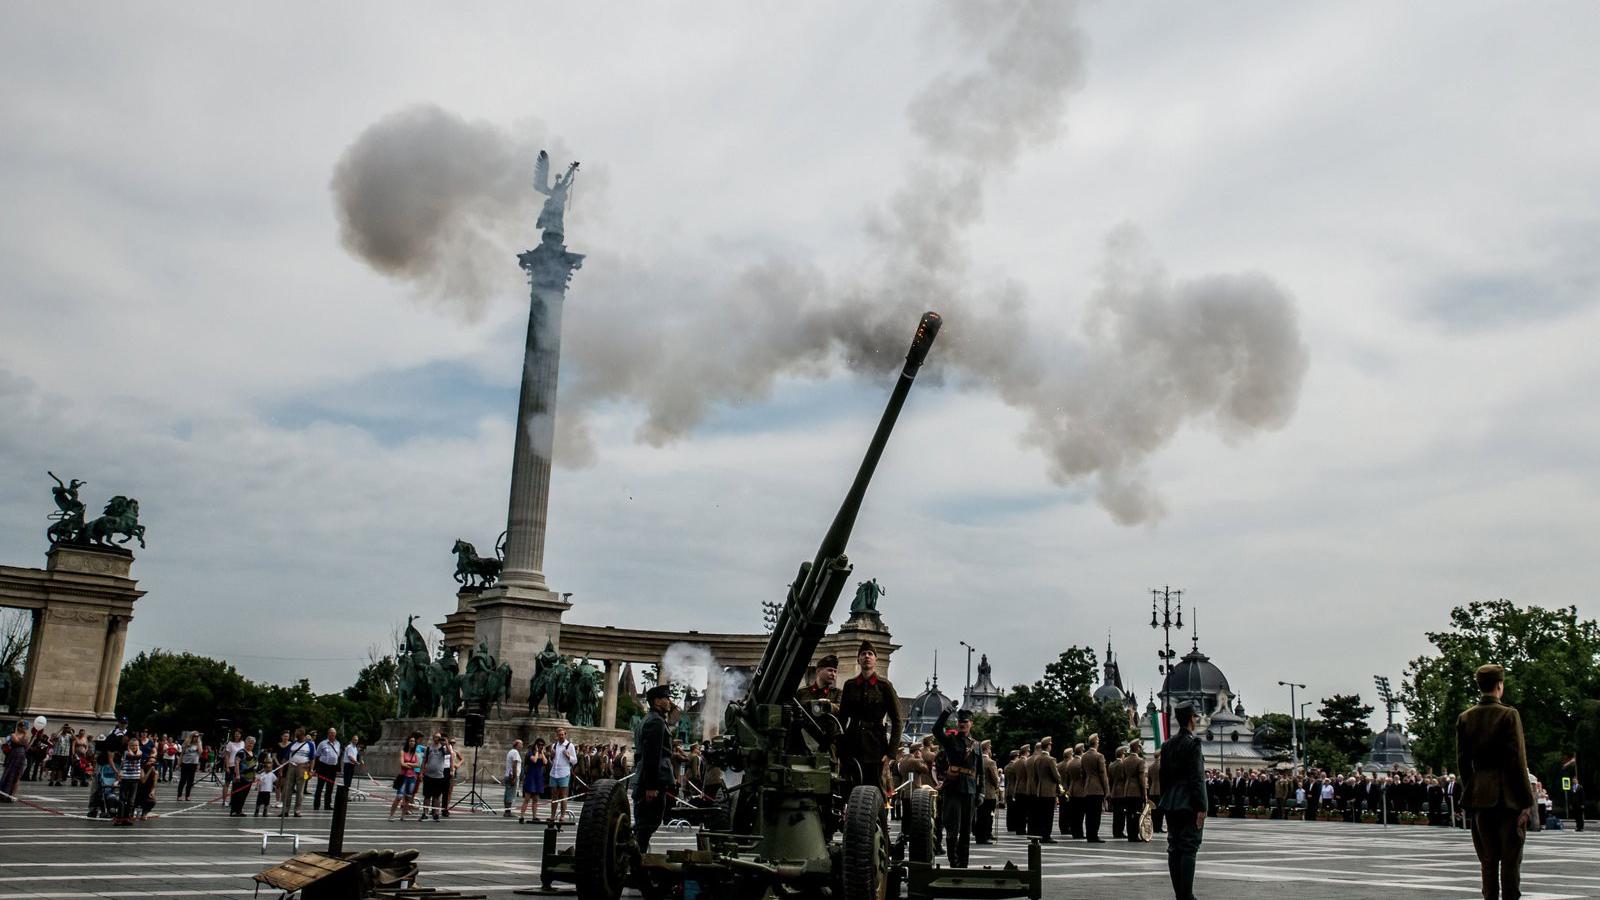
[282, 728, 315, 816]
[222, 729, 244, 785]
[24, 720, 50, 782]
[312, 727, 341, 811]
[418, 733, 449, 823]
[229, 737, 258, 817]
[1457, 664, 1534, 900]
[503, 740, 523, 818]
[388, 736, 420, 821]
[549, 726, 578, 823]
[49, 724, 74, 786]
[0, 722, 29, 801]
[114, 744, 142, 825]
[161, 735, 179, 781]
[177, 733, 201, 801]
[519, 738, 548, 824]
[71, 730, 90, 787]
[439, 737, 462, 818]
[342, 735, 364, 785]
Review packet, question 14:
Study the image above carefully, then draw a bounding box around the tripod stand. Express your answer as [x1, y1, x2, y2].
[449, 743, 496, 815]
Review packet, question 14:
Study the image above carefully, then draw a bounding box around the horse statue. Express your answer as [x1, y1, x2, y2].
[46, 472, 87, 545]
[395, 617, 436, 718]
[429, 645, 462, 717]
[451, 535, 504, 589]
[80, 496, 146, 549]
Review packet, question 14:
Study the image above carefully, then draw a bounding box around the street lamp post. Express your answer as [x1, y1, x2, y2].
[959, 641, 976, 708]
[1278, 681, 1307, 773]
[1150, 586, 1183, 744]
[1299, 701, 1312, 767]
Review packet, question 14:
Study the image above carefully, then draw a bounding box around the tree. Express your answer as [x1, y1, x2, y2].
[343, 655, 399, 744]
[118, 650, 256, 738]
[987, 646, 1107, 755]
[1400, 600, 1600, 797]
[1249, 712, 1295, 764]
[0, 609, 29, 711]
[1306, 694, 1373, 773]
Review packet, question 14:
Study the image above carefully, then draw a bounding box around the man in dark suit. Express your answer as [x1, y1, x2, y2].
[633, 684, 676, 853]
[1570, 778, 1584, 832]
[1158, 704, 1206, 900]
[1080, 735, 1109, 843]
[1458, 664, 1534, 900]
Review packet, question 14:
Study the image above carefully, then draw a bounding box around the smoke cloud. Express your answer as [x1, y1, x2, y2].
[333, 1, 1309, 523]
[660, 642, 750, 740]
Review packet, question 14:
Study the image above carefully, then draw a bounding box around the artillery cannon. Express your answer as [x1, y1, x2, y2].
[537, 311, 1041, 900]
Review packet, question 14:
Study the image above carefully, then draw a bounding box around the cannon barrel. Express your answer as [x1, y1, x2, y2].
[746, 311, 941, 708]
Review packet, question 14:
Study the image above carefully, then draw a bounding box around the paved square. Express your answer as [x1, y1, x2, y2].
[1, 782, 1596, 899]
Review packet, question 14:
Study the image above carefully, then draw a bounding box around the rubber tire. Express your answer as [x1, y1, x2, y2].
[843, 785, 888, 900]
[904, 788, 936, 864]
[574, 779, 633, 900]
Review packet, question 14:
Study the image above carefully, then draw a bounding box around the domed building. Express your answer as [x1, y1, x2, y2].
[905, 671, 955, 740]
[963, 653, 1003, 716]
[1159, 631, 1231, 717]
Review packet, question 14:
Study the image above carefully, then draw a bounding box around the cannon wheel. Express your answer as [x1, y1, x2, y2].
[574, 779, 633, 900]
[904, 788, 936, 864]
[843, 785, 889, 900]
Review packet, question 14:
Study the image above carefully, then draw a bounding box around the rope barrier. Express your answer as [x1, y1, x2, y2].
[0, 759, 291, 822]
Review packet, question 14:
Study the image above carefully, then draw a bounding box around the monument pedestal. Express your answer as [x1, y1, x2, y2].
[818, 612, 901, 680]
[0, 544, 144, 734]
[471, 579, 570, 711]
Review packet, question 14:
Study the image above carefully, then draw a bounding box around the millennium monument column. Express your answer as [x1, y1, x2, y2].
[472, 152, 584, 711]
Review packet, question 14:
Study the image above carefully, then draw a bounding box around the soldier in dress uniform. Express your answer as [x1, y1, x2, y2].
[1029, 737, 1060, 842]
[1457, 664, 1533, 900]
[1148, 748, 1164, 833]
[932, 708, 982, 866]
[977, 741, 1001, 845]
[1011, 743, 1035, 834]
[1057, 746, 1076, 836]
[633, 684, 675, 853]
[1109, 745, 1129, 838]
[837, 641, 901, 802]
[1062, 739, 1088, 839]
[1080, 734, 1110, 843]
[1120, 740, 1149, 842]
[1003, 750, 1022, 834]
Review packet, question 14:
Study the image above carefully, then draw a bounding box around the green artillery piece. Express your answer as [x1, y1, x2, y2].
[537, 311, 1041, 900]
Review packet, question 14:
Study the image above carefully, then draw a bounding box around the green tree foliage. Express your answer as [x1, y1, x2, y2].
[1306, 693, 1373, 772]
[1400, 600, 1600, 799]
[987, 646, 1127, 756]
[1249, 712, 1295, 764]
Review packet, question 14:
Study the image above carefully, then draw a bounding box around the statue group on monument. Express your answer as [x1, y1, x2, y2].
[393, 621, 602, 726]
[46, 471, 146, 549]
[451, 534, 505, 589]
[528, 640, 603, 727]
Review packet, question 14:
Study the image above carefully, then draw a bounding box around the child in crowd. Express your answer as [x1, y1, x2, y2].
[254, 757, 277, 816]
[91, 751, 118, 818]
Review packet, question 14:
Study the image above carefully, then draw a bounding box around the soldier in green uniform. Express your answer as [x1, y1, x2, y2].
[837, 641, 901, 800]
[633, 684, 676, 853]
[932, 707, 981, 866]
[1158, 704, 1207, 900]
[1458, 664, 1533, 900]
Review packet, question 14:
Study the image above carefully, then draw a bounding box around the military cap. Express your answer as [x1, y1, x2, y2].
[645, 684, 673, 702]
[957, 709, 975, 722]
[1175, 703, 1198, 724]
[1475, 664, 1505, 691]
[858, 640, 876, 655]
[816, 654, 839, 670]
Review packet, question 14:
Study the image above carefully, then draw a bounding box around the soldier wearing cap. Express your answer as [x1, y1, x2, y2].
[1158, 704, 1207, 900]
[1080, 734, 1110, 843]
[797, 654, 843, 711]
[633, 683, 676, 852]
[1005, 746, 1029, 833]
[837, 640, 901, 800]
[1458, 664, 1533, 900]
[1028, 737, 1060, 842]
[932, 707, 981, 866]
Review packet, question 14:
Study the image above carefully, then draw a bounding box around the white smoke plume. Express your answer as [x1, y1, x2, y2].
[332, 1, 1309, 523]
[660, 642, 750, 740]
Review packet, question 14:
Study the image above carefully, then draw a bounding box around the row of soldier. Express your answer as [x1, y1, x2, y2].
[1003, 736, 1157, 843]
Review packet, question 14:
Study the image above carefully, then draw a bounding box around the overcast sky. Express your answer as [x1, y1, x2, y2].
[4, 2, 1598, 731]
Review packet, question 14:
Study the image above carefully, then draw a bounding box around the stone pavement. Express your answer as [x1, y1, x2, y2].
[1, 780, 1596, 898]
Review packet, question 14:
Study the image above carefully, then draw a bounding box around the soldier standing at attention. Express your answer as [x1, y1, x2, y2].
[1120, 741, 1149, 842]
[1003, 750, 1021, 834]
[1080, 734, 1110, 843]
[633, 684, 675, 853]
[1457, 664, 1534, 900]
[1109, 745, 1130, 838]
[1158, 704, 1206, 900]
[837, 641, 901, 800]
[1008, 746, 1032, 834]
[977, 741, 1001, 845]
[1148, 748, 1164, 833]
[1029, 738, 1060, 842]
[1056, 746, 1076, 837]
[1066, 744, 1087, 839]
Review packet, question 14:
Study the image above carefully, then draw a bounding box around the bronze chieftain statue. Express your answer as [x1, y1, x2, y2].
[524, 640, 604, 726]
[396, 617, 435, 718]
[46, 472, 145, 549]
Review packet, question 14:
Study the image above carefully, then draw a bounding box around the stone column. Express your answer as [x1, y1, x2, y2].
[601, 658, 620, 731]
[501, 233, 584, 588]
[470, 231, 584, 712]
[95, 615, 130, 716]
